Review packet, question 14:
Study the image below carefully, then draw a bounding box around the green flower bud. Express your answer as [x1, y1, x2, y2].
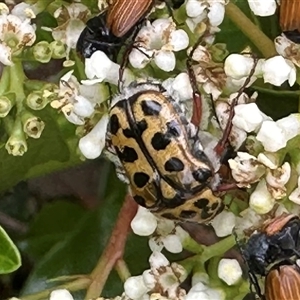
[26, 91, 49, 110]
[50, 40, 66, 59]
[21, 111, 45, 139]
[33, 41, 52, 63]
[5, 119, 27, 156]
[0, 93, 15, 117]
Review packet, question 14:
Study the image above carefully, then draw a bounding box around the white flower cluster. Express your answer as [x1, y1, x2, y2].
[124, 252, 187, 300]
[6, 0, 300, 298]
[0, 3, 36, 65]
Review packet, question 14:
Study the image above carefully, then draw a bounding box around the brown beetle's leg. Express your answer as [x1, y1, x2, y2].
[214, 56, 258, 157]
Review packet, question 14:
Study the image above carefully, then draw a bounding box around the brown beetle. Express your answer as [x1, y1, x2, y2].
[279, 0, 300, 43]
[265, 260, 300, 300]
[106, 0, 154, 37]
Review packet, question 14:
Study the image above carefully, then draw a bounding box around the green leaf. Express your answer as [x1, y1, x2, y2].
[0, 225, 21, 274]
[20, 201, 86, 259]
[20, 167, 127, 299]
[0, 109, 79, 193]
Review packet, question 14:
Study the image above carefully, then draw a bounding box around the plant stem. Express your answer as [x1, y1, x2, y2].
[201, 235, 236, 262]
[115, 259, 131, 282]
[20, 277, 91, 300]
[225, 2, 277, 58]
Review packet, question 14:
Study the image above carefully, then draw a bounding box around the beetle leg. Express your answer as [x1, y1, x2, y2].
[214, 56, 259, 157]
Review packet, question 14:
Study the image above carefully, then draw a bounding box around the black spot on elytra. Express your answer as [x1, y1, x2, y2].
[179, 210, 197, 219]
[151, 132, 171, 150]
[133, 172, 150, 188]
[133, 195, 146, 207]
[166, 120, 181, 137]
[110, 114, 120, 135]
[201, 207, 213, 220]
[123, 128, 135, 138]
[164, 157, 184, 172]
[116, 146, 138, 163]
[136, 119, 148, 134]
[141, 100, 162, 116]
[194, 198, 209, 209]
[160, 213, 178, 220]
[192, 169, 212, 183]
[211, 202, 219, 210]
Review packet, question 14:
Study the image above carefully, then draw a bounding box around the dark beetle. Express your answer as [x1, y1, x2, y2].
[242, 214, 300, 300]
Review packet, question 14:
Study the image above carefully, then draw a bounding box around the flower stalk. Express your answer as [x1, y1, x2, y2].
[225, 2, 277, 58]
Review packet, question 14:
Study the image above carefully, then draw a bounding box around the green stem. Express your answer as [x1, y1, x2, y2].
[20, 277, 91, 300]
[115, 259, 131, 282]
[251, 85, 300, 96]
[0, 66, 10, 95]
[201, 235, 236, 262]
[225, 2, 277, 58]
[8, 61, 26, 112]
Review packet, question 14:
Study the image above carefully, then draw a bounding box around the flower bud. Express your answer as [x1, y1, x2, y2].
[50, 40, 66, 59]
[26, 91, 49, 110]
[0, 94, 15, 117]
[218, 259, 242, 286]
[33, 41, 53, 63]
[5, 119, 27, 156]
[21, 111, 45, 139]
[131, 206, 157, 236]
[50, 289, 74, 300]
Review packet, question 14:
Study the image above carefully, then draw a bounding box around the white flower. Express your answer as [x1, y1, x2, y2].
[50, 289, 74, 300]
[266, 162, 291, 199]
[211, 211, 236, 237]
[149, 251, 169, 269]
[129, 18, 189, 72]
[185, 0, 226, 28]
[257, 153, 279, 169]
[218, 259, 242, 286]
[79, 114, 109, 159]
[185, 282, 225, 300]
[131, 206, 158, 236]
[84, 50, 134, 86]
[249, 179, 275, 214]
[247, 0, 276, 16]
[163, 73, 193, 102]
[214, 101, 247, 149]
[224, 54, 262, 80]
[256, 120, 287, 152]
[49, 3, 89, 58]
[124, 276, 149, 300]
[276, 114, 300, 141]
[191, 45, 226, 100]
[162, 234, 183, 254]
[275, 34, 300, 68]
[232, 103, 266, 132]
[0, 7, 36, 65]
[149, 219, 185, 253]
[51, 71, 98, 125]
[256, 115, 300, 153]
[262, 56, 296, 86]
[148, 252, 187, 299]
[229, 152, 266, 187]
[11, 3, 38, 20]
